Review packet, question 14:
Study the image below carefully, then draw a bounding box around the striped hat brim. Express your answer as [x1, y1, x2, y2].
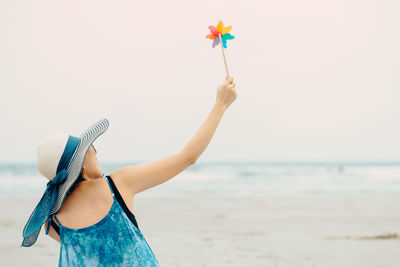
[50, 118, 110, 215]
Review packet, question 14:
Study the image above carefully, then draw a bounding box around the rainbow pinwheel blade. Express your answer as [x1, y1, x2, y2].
[212, 37, 220, 48]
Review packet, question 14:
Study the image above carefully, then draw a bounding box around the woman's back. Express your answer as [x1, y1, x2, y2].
[51, 175, 159, 266]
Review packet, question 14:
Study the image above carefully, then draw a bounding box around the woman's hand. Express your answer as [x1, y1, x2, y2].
[216, 76, 237, 111]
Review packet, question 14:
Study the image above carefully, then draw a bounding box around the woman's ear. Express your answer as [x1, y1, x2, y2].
[81, 166, 86, 179]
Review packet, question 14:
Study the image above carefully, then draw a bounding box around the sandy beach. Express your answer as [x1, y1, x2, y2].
[1, 194, 399, 266]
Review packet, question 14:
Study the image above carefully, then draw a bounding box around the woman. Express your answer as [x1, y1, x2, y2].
[31, 76, 236, 265]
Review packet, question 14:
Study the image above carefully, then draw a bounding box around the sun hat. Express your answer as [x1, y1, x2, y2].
[21, 118, 110, 247]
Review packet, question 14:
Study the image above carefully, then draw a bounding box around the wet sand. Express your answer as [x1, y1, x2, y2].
[2, 194, 400, 266]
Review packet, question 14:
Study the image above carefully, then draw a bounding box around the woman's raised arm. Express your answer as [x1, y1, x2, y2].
[110, 76, 237, 195]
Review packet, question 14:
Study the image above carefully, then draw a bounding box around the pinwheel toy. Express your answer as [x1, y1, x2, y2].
[205, 20, 235, 77]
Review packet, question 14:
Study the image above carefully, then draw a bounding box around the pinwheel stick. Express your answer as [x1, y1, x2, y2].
[218, 33, 230, 78]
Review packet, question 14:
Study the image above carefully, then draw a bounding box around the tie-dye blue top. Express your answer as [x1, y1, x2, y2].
[52, 176, 159, 266]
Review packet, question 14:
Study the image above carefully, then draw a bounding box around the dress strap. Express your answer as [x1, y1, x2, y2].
[104, 175, 116, 198]
[53, 214, 62, 227]
[106, 175, 140, 230]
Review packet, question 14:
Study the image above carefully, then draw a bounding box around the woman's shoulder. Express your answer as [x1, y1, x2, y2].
[57, 178, 113, 217]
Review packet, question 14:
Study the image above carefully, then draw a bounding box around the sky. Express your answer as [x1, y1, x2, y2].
[1, 0, 399, 163]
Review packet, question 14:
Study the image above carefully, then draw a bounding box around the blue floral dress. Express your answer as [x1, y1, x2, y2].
[52, 175, 159, 266]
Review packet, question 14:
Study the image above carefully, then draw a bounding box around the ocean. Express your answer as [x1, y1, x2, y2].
[1, 161, 400, 197]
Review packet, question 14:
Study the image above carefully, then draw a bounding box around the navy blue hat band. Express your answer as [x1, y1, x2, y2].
[57, 136, 80, 173]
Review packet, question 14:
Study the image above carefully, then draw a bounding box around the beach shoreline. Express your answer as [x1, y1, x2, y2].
[3, 194, 400, 266]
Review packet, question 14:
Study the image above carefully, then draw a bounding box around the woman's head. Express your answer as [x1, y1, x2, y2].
[80, 144, 103, 180]
[65, 144, 103, 197]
